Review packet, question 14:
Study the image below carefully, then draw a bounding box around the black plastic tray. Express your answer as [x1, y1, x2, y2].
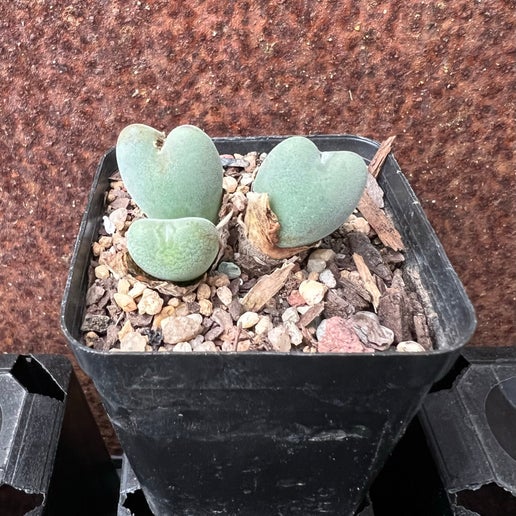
[0, 354, 118, 515]
[61, 135, 476, 515]
[421, 347, 516, 515]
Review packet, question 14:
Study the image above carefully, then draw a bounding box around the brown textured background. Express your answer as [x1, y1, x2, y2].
[1, 1, 515, 448]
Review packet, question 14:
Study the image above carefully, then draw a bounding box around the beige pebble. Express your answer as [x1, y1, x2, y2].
[343, 214, 371, 234]
[95, 264, 110, 279]
[117, 278, 131, 295]
[236, 339, 251, 352]
[396, 341, 426, 353]
[128, 281, 147, 299]
[174, 303, 190, 317]
[84, 332, 100, 348]
[231, 191, 247, 212]
[114, 292, 137, 312]
[192, 340, 218, 352]
[168, 297, 181, 307]
[197, 283, 212, 300]
[162, 315, 203, 345]
[119, 331, 147, 352]
[173, 342, 193, 352]
[221, 341, 235, 352]
[154, 305, 176, 329]
[138, 288, 164, 315]
[293, 270, 308, 282]
[255, 315, 273, 335]
[216, 286, 233, 306]
[223, 175, 238, 193]
[309, 248, 337, 263]
[92, 236, 113, 257]
[212, 307, 234, 331]
[238, 311, 260, 329]
[268, 325, 291, 352]
[285, 321, 304, 346]
[299, 280, 328, 305]
[198, 298, 213, 316]
[208, 273, 230, 288]
[182, 292, 197, 303]
[118, 320, 134, 341]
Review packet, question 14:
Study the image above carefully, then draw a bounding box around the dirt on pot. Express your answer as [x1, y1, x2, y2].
[81, 140, 433, 354]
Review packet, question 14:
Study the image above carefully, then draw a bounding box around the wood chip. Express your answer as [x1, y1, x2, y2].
[242, 262, 295, 311]
[352, 253, 381, 311]
[357, 135, 404, 251]
[297, 303, 324, 327]
[358, 192, 404, 251]
[367, 135, 396, 178]
[348, 231, 392, 282]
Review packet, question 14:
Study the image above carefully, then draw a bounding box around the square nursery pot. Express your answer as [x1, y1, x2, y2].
[61, 135, 476, 515]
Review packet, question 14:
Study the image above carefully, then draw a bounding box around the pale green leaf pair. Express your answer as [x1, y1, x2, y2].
[117, 124, 222, 282]
[253, 137, 368, 248]
[116, 124, 368, 282]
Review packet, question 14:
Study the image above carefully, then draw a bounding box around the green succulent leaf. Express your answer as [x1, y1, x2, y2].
[126, 217, 220, 282]
[116, 124, 223, 222]
[253, 137, 368, 248]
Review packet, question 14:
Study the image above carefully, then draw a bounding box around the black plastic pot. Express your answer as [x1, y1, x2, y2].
[61, 135, 476, 515]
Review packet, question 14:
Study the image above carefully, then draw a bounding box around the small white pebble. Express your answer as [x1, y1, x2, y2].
[223, 176, 238, 193]
[216, 286, 233, 306]
[173, 342, 193, 352]
[137, 288, 164, 315]
[255, 315, 273, 335]
[282, 307, 300, 323]
[238, 311, 260, 329]
[299, 280, 327, 305]
[396, 341, 426, 353]
[192, 341, 218, 352]
[94, 264, 110, 279]
[319, 269, 337, 288]
[119, 331, 147, 352]
[187, 313, 204, 325]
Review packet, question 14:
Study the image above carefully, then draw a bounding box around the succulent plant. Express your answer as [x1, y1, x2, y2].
[126, 217, 220, 282]
[251, 136, 368, 250]
[116, 124, 223, 282]
[117, 124, 223, 222]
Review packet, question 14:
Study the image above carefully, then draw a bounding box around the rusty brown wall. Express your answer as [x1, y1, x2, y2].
[1, 1, 515, 447]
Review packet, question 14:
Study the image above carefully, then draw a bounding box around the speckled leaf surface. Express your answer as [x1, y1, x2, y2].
[253, 137, 368, 248]
[116, 124, 223, 222]
[126, 217, 220, 282]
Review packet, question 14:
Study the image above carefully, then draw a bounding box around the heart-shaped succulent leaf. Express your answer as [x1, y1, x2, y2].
[127, 217, 220, 282]
[252, 137, 368, 248]
[116, 124, 223, 222]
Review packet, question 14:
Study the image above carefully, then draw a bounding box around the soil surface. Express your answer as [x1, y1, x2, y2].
[82, 148, 433, 356]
